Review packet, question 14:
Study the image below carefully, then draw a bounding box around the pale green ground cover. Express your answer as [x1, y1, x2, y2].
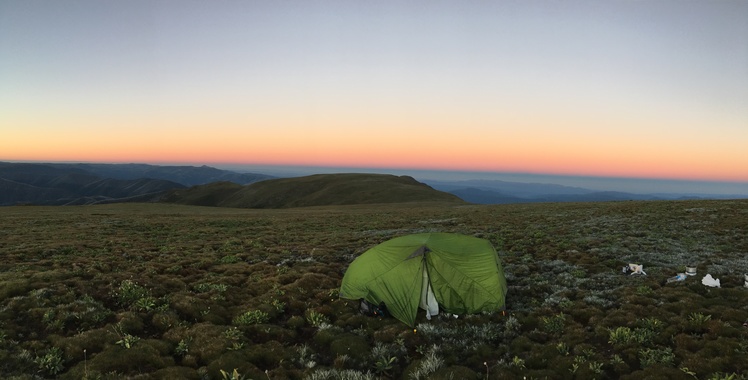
[0, 200, 746, 379]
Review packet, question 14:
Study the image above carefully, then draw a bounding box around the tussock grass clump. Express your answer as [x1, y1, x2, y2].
[0, 279, 31, 300]
[33, 346, 64, 376]
[233, 309, 269, 325]
[405, 345, 445, 380]
[638, 347, 676, 367]
[306, 368, 375, 380]
[112, 279, 158, 312]
[417, 321, 502, 349]
[306, 309, 330, 327]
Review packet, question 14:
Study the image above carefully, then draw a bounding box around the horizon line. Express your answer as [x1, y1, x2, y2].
[3, 158, 748, 185]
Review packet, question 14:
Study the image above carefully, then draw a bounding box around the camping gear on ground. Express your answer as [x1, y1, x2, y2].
[666, 273, 687, 283]
[686, 266, 697, 276]
[702, 274, 721, 288]
[359, 299, 389, 318]
[623, 263, 647, 275]
[339, 233, 507, 327]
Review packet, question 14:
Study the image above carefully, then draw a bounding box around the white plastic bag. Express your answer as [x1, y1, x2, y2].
[701, 274, 720, 288]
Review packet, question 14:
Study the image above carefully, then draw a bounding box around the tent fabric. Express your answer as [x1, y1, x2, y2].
[339, 233, 507, 326]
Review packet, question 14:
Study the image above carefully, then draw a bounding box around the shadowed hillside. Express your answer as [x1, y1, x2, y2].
[161, 173, 465, 208]
[0, 162, 277, 206]
[0, 163, 186, 206]
[51, 163, 273, 186]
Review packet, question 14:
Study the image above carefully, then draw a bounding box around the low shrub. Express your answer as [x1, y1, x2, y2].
[0, 279, 31, 300]
[186, 323, 232, 364]
[51, 327, 114, 362]
[206, 351, 265, 380]
[287, 315, 306, 330]
[541, 312, 566, 335]
[82, 343, 172, 375]
[330, 334, 371, 363]
[245, 340, 286, 371]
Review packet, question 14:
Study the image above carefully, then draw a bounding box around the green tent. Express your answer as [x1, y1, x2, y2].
[340, 233, 507, 327]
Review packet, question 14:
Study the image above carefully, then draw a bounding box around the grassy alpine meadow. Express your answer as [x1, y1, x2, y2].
[0, 200, 747, 379]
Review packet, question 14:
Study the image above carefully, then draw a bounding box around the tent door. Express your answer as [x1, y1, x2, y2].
[420, 265, 439, 319]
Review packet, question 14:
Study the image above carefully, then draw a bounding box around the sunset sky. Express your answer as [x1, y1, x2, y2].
[2, 0, 747, 182]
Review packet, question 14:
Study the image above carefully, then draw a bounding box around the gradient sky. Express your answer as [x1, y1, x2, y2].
[2, 0, 747, 182]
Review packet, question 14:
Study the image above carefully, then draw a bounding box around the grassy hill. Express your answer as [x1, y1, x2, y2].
[161, 173, 465, 208]
[0, 199, 746, 379]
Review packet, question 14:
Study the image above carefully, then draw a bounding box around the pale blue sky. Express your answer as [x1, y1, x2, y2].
[2, 1, 747, 185]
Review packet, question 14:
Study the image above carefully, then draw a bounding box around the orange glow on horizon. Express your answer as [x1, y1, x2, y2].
[3, 142, 746, 183]
[2, 110, 747, 183]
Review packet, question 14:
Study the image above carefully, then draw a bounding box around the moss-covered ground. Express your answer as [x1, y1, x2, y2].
[0, 200, 746, 379]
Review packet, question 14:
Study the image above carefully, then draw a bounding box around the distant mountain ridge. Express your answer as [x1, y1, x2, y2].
[0, 163, 462, 207]
[47, 163, 272, 186]
[161, 173, 465, 208]
[425, 179, 596, 197]
[422, 179, 722, 204]
[0, 162, 272, 206]
[4, 162, 743, 207]
[0, 163, 184, 205]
